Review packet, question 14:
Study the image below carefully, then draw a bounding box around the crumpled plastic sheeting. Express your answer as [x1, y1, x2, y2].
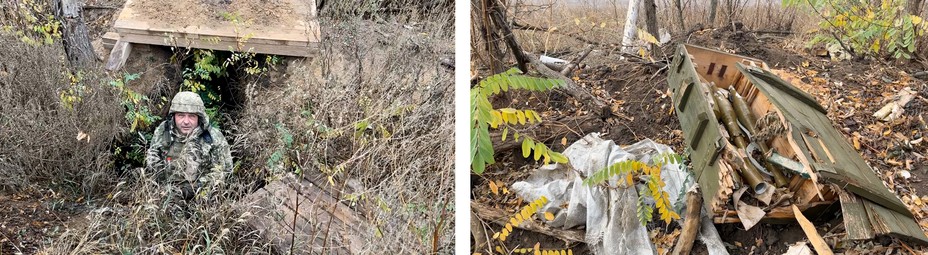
[512, 133, 729, 255]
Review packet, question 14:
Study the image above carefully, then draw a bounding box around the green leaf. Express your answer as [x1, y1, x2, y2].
[522, 138, 535, 158]
[549, 152, 569, 163]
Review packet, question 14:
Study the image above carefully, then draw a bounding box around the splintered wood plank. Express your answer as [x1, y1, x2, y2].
[792, 205, 834, 255]
[839, 191, 875, 240]
[238, 175, 372, 254]
[113, 0, 319, 56]
[740, 64, 911, 217]
[862, 198, 928, 245]
[712, 201, 833, 223]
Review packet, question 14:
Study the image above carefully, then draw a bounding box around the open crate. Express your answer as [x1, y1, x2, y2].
[667, 44, 928, 244]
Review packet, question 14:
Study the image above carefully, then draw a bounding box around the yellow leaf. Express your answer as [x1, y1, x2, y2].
[561, 137, 567, 146]
[534, 142, 546, 161]
[490, 110, 502, 128]
[501, 127, 508, 141]
[626, 174, 634, 186]
[499, 108, 518, 114]
[534, 242, 541, 254]
[574, 18, 580, 25]
[524, 110, 535, 123]
[489, 180, 499, 195]
[505, 223, 513, 232]
[913, 15, 923, 25]
[637, 28, 659, 45]
[544, 212, 555, 221]
[517, 110, 527, 125]
[492, 232, 500, 239]
[600, 22, 606, 28]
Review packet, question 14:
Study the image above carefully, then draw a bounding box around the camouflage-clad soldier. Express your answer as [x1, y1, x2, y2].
[146, 91, 233, 200]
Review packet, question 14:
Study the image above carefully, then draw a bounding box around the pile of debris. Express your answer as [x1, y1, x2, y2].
[667, 44, 928, 253]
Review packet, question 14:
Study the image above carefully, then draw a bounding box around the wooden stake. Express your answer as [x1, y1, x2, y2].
[672, 187, 703, 255]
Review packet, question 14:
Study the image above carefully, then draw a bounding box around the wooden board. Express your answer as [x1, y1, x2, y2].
[737, 64, 911, 217]
[862, 197, 928, 245]
[839, 190, 876, 240]
[238, 175, 372, 254]
[112, 0, 319, 57]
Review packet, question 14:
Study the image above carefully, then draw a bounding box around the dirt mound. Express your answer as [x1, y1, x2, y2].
[126, 0, 300, 28]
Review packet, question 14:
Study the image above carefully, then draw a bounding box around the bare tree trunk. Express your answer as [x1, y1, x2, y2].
[724, 0, 735, 26]
[621, 0, 640, 53]
[672, 0, 686, 34]
[488, 3, 528, 73]
[708, 0, 718, 27]
[907, 0, 924, 17]
[54, 0, 96, 68]
[473, 0, 506, 74]
[642, 0, 659, 40]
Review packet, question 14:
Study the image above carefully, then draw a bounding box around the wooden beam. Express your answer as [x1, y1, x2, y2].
[111, 32, 315, 57]
[104, 40, 131, 71]
[672, 187, 702, 255]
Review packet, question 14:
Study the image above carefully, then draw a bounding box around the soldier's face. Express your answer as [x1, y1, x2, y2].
[174, 112, 199, 135]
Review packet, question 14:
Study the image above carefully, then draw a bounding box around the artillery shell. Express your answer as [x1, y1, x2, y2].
[728, 86, 757, 134]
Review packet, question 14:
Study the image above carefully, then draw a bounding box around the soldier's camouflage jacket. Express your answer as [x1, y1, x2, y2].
[145, 92, 233, 191]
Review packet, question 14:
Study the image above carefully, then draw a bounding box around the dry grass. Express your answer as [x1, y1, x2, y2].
[0, 34, 122, 195]
[31, 2, 454, 254]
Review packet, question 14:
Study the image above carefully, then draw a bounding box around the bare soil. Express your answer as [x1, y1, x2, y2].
[125, 0, 301, 28]
[0, 191, 85, 254]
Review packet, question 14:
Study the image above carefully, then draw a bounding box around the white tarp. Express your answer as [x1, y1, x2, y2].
[512, 133, 729, 255]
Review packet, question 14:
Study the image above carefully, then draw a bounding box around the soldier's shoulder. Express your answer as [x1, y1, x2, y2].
[207, 126, 228, 143]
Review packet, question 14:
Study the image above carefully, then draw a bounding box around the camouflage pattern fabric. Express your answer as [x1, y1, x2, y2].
[145, 92, 233, 200]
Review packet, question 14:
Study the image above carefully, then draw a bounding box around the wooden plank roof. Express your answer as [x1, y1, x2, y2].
[111, 0, 319, 57]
